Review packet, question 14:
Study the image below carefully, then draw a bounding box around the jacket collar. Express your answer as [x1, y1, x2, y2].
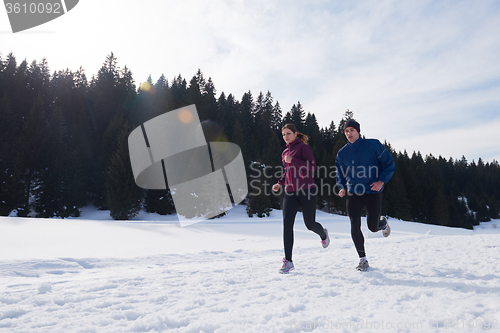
[347, 137, 362, 149]
[287, 138, 302, 147]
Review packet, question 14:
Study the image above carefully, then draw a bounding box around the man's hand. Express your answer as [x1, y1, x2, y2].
[370, 181, 384, 192]
[339, 189, 346, 197]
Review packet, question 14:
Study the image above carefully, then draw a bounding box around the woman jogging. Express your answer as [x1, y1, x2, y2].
[272, 123, 330, 274]
[335, 119, 395, 271]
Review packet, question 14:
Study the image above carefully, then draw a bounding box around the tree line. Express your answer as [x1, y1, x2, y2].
[1, 52, 499, 229]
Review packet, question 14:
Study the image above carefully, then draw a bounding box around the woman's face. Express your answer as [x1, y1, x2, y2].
[282, 128, 297, 144]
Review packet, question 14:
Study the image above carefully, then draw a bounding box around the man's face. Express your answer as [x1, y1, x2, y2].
[344, 127, 360, 144]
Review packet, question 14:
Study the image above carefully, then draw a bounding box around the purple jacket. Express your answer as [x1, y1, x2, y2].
[278, 138, 316, 192]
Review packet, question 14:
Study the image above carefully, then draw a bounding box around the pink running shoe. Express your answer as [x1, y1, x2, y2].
[279, 258, 294, 274]
[322, 228, 330, 248]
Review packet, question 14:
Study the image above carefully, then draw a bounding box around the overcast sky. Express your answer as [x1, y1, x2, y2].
[2, 0, 500, 162]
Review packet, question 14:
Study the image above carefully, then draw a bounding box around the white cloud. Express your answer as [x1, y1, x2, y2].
[393, 117, 500, 163]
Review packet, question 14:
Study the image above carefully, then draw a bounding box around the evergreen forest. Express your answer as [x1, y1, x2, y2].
[1, 52, 499, 229]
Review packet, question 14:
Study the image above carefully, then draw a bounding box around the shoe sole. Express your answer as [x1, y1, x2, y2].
[356, 260, 369, 271]
[279, 267, 294, 274]
[322, 228, 330, 248]
[356, 264, 369, 271]
[382, 224, 391, 237]
[381, 217, 391, 237]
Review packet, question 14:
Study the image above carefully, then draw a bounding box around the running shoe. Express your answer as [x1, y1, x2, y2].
[380, 216, 391, 237]
[356, 258, 369, 271]
[279, 257, 294, 274]
[321, 228, 330, 248]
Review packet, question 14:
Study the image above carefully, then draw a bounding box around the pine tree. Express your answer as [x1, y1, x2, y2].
[282, 111, 293, 126]
[16, 94, 48, 216]
[290, 102, 305, 130]
[204, 77, 218, 121]
[170, 74, 188, 109]
[187, 70, 206, 118]
[316, 150, 338, 213]
[239, 91, 255, 139]
[144, 189, 175, 215]
[35, 107, 82, 217]
[12, 58, 31, 120]
[332, 110, 354, 159]
[262, 131, 284, 209]
[254, 91, 274, 162]
[271, 100, 283, 131]
[98, 113, 129, 209]
[247, 163, 272, 217]
[304, 113, 322, 152]
[105, 124, 143, 220]
[320, 121, 336, 154]
[0, 94, 24, 215]
[431, 189, 450, 226]
[90, 53, 123, 138]
[384, 151, 411, 220]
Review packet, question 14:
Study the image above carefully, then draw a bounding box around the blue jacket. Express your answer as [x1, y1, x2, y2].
[335, 138, 395, 195]
[278, 138, 316, 192]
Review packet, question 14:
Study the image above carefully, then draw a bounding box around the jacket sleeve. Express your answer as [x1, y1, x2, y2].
[278, 174, 285, 186]
[335, 153, 347, 191]
[277, 151, 286, 186]
[376, 142, 395, 184]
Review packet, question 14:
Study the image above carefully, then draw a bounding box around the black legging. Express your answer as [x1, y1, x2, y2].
[346, 192, 384, 258]
[283, 188, 327, 262]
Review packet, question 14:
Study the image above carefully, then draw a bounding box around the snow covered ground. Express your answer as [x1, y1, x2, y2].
[1, 205, 499, 332]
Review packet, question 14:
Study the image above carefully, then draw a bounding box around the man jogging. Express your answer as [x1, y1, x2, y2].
[335, 120, 395, 271]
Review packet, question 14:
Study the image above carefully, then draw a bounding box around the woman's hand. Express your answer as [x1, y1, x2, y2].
[284, 155, 292, 163]
[272, 183, 281, 192]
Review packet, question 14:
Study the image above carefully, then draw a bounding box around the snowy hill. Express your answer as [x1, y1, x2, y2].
[1, 206, 499, 332]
